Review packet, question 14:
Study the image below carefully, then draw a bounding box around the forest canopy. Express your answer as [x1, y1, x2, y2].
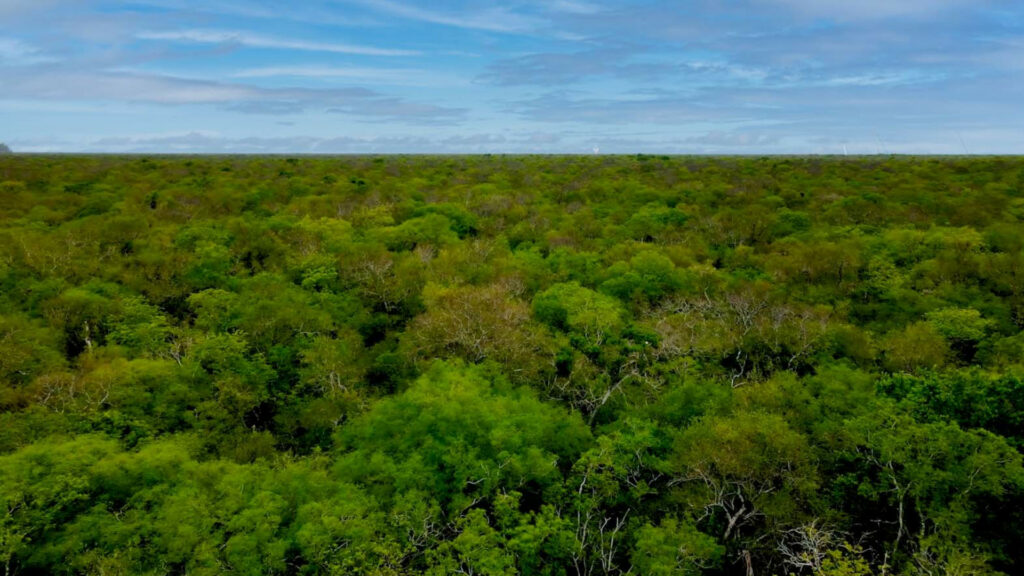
[2, 154, 1024, 575]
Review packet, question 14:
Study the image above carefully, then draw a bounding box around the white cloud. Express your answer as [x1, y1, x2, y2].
[821, 71, 946, 87]
[16, 131, 565, 154]
[136, 29, 420, 56]
[762, 0, 983, 20]
[5, 70, 253, 104]
[0, 0, 62, 17]
[231, 65, 466, 86]
[0, 38, 57, 65]
[350, 0, 543, 33]
[0, 69, 464, 122]
[547, 0, 603, 15]
[125, 0, 383, 27]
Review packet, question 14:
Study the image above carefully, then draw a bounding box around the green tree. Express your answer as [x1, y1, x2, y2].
[883, 322, 950, 372]
[630, 518, 722, 576]
[533, 281, 625, 350]
[335, 361, 592, 513]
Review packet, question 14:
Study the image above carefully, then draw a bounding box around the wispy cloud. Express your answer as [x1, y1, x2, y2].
[0, 68, 464, 122]
[759, 0, 989, 21]
[126, 0, 385, 27]
[481, 46, 950, 90]
[820, 71, 946, 87]
[2, 0, 1022, 153]
[507, 91, 713, 124]
[0, 0, 63, 17]
[136, 29, 420, 56]
[684, 131, 780, 147]
[232, 65, 466, 86]
[478, 48, 661, 85]
[0, 38, 58, 65]
[348, 0, 543, 33]
[37, 131, 566, 154]
[546, 0, 603, 15]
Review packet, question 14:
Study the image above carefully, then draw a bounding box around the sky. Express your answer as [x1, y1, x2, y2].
[1, 0, 1022, 154]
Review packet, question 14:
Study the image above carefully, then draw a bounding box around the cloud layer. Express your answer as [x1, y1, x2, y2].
[1, 0, 1022, 153]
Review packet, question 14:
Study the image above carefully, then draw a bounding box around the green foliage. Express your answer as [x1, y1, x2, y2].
[107, 295, 171, 355]
[533, 281, 626, 349]
[631, 519, 722, 576]
[883, 321, 950, 372]
[878, 369, 1024, 446]
[926, 307, 992, 344]
[335, 361, 592, 511]
[2, 154, 1024, 575]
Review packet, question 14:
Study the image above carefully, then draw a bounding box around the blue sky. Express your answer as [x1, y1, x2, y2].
[1, 0, 1022, 153]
